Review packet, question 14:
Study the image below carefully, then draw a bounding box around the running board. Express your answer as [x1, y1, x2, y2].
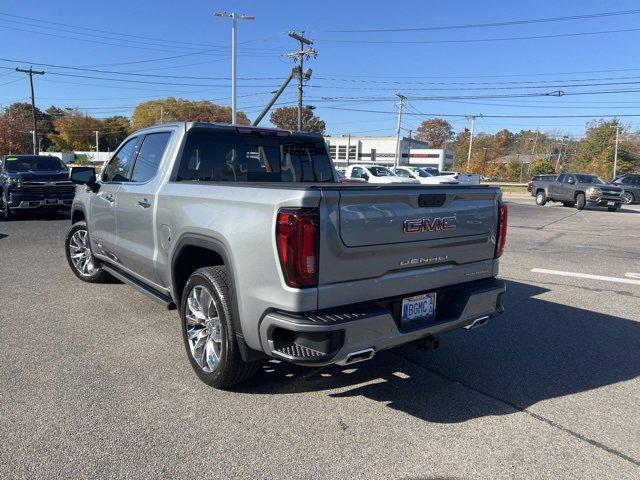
[101, 264, 176, 310]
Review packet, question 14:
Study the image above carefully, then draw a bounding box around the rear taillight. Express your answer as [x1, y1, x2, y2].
[495, 203, 508, 258]
[276, 208, 319, 288]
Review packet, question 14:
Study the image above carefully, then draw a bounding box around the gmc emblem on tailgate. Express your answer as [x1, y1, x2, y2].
[403, 216, 456, 234]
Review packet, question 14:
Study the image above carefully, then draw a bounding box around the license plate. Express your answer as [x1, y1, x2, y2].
[607, 201, 615, 206]
[45, 198, 58, 205]
[401, 293, 436, 328]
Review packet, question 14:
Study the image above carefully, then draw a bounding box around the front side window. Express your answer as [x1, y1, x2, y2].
[394, 168, 410, 177]
[130, 132, 171, 183]
[103, 137, 140, 182]
[176, 130, 334, 183]
[368, 166, 394, 177]
[575, 174, 603, 184]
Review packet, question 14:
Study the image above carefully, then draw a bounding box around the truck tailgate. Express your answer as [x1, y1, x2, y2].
[317, 185, 501, 309]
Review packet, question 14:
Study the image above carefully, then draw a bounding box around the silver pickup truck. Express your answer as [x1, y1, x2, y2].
[65, 122, 507, 388]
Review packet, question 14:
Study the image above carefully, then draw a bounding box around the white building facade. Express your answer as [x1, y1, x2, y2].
[326, 135, 454, 171]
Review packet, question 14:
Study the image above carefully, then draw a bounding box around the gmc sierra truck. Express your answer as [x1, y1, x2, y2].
[65, 122, 507, 388]
[532, 172, 622, 211]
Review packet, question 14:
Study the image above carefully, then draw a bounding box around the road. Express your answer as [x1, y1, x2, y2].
[1, 199, 639, 479]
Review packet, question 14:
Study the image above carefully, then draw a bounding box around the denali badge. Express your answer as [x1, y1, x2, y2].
[400, 255, 448, 266]
[403, 216, 456, 234]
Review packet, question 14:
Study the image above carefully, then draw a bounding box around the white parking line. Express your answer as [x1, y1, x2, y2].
[531, 268, 640, 286]
[625, 272, 640, 279]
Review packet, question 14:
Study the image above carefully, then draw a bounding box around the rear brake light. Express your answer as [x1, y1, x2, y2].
[495, 203, 508, 258]
[276, 208, 319, 288]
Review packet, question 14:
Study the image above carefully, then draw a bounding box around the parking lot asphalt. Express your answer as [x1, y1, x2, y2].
[1, 199, 639, 479]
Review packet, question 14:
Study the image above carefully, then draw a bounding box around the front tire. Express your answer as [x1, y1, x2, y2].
[181, 266, 260, 388]
[0, 191, 11, 221]
[575, 193, 586, 210]
[535, 191, 547, 206]
[622, 191, 635, 205]
[65, 221, 110, 282]
[608, 204, 620, 212]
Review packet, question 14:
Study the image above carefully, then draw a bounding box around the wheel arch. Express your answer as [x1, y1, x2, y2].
[574, 190, 586, 200]
[170, 234, 264, 362]
[71, 207, 86, 224]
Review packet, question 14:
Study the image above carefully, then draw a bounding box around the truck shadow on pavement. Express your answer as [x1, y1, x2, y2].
[237, 280, 640, 424]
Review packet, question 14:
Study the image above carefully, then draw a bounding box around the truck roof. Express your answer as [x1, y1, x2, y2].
[132, 121, 325, 140]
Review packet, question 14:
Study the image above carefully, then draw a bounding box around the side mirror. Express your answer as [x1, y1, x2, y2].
[362, 174, 369, 181]
[69, 167, 98, 191]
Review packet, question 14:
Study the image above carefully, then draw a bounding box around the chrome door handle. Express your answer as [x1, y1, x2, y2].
[137, 199, 151, 208]
[103, 193, 115, 203]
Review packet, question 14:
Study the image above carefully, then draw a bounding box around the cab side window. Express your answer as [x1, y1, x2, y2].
[130, 132, 172, 183]
[103, 137, 140, 182]
[395, 169, 410, 177]
[557, 174, 566, 183]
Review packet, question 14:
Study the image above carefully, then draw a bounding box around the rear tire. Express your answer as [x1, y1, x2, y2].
[622, 191, 635, 205]
[181, 266, 260, 389]
[0, 191, 11, 221]
[65, 221, 110, 283]
[535, 191, 547, 206]
[575, 193, 586, 211]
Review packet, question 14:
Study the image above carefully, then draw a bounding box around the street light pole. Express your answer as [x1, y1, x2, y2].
[394, 93, 407, 168]
[465, 114, 481, 171]
[214, 12, 255, 124]
[613, 123, 620, 179]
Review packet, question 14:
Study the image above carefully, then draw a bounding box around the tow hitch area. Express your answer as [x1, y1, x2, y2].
[411, 336, 440, 350]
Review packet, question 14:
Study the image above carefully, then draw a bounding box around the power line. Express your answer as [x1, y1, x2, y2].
[0, 58, 284, 81]
[318, 27, 640, 44]
[323, 8, 640, 33]
[321, 106, 640, 119]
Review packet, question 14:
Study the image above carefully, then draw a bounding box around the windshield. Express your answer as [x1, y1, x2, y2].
[4, 155, 67, 173]
[575, 174, 604, 184]
[413, 168, 434, 178]
[368, 166, 395, 177]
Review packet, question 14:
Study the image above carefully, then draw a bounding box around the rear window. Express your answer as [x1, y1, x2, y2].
[175, 130, 334, 183]
[4, 155, 66, 172]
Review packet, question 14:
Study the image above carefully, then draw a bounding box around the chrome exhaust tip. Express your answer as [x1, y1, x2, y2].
[464, 315, 490, 330]
[340, 348, 375, 366]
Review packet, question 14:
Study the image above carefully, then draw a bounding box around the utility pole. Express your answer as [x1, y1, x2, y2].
[16, 67, 45, 154]
[214, 11, 255, 124]
[613, 123, 620, 179]
[94, 130, 99, 154]
[285, 31, 317, 131]
[407, 129, 413, 165]
[159, 104, 164, 124]
[465, 114, 481, 171]
[394, 93, 407, 168]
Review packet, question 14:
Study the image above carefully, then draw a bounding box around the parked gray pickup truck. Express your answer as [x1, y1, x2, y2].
[65, 122, 507, 388]
[532, 172, 623, 211]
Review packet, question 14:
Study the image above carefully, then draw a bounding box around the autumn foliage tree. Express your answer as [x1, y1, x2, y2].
[269, 106, 326, 133]
[415, 118, 454, 148]
[49, 113, 103, 151]
[0, 102, 53, 154]
[131, 98, 249, 130]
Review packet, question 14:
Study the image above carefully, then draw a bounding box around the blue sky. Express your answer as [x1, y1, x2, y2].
[2, 0, 640, 138]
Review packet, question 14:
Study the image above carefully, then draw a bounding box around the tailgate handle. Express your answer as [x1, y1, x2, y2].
[418, 194, 446, 207]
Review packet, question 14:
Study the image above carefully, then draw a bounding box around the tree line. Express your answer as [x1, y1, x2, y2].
[0, 99, 325, 156]
[415, 118, 640, 180]
[1, 96, 636, 180]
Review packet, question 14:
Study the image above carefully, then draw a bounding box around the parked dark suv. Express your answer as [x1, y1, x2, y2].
[611, 174, 640, 204]
[0, 155, 75, 220]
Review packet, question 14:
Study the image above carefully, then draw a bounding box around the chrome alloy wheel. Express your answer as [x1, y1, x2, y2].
[68, 229, 96, 277]
[185, 285, 223, 373]
[622, 191, 634, 205]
